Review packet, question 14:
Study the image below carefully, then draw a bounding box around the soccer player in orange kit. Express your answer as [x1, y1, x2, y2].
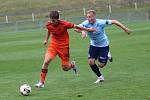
[35, 10, 95, 88]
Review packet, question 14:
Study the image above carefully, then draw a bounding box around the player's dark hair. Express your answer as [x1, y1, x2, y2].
[49, 11, 59, 19]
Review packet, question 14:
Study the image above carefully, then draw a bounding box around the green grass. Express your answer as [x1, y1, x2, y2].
[0, 21, 150, 100]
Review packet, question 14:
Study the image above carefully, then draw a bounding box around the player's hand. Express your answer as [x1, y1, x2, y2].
[87, 27, 96, 32]
[81, 31, 87, 39]
[43, 40, 48, 47]
[125, 28, 132, 35]
[74, 29, 82, 33]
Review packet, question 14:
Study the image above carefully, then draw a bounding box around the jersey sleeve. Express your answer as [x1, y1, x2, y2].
[105, 20, 112, 25]
[46, 21, 51, 34]
[45, 21, 51, 28]
[101, 19, 112, 26]
[78, 21, 88, 28]
[65, 21, 75, 29]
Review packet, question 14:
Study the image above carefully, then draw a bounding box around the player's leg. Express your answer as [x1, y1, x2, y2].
[88, 58, 104, 83]
[35, 48, 57, 88]
[40, 53, 53, 83]
[97, 46, 109, 68]
[58, 47, 78, 74]
[92, 46, 109, 83]
[88, 45, 104, 83]
[60, 60, 78, 75]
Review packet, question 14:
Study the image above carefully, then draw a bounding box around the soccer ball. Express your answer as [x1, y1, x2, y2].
[20, 84, 31, 96]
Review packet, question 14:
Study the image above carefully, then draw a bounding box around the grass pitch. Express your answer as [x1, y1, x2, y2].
[0, 22, 150, 100]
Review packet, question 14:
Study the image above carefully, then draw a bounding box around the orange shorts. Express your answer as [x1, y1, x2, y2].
[46, 45, 70, 66]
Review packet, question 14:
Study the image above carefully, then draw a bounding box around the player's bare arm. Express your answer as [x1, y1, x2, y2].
[112, 20, 131, 35]
[74, 25, 96, 32]
[43, 32, 50, 46]
[74, 29, 82, 33]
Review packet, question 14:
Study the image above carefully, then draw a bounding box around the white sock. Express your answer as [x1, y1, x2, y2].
[108, 52, 112, 58]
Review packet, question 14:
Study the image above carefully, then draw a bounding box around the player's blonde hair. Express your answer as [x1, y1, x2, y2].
[87, 10, 96, 15]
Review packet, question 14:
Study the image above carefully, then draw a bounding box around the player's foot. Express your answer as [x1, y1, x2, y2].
[71, 61, 78, 75]
[35, 82, 44, 88]
[94, 75, 104, 83]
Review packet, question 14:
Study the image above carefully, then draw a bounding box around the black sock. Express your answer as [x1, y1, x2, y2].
[72, 67, 77, 74]
[41, 69, 48, 73]
[90, 64, 101, 77]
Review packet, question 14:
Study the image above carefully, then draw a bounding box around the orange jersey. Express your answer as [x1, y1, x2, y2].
[46, 20, 75, 48]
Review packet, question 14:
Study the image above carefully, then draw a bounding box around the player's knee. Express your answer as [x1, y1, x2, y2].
[98, 63, 106, 68]
[62, 67, 69, 71]
[62, 65, 70, 71]
[88, 60, 95, 66]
